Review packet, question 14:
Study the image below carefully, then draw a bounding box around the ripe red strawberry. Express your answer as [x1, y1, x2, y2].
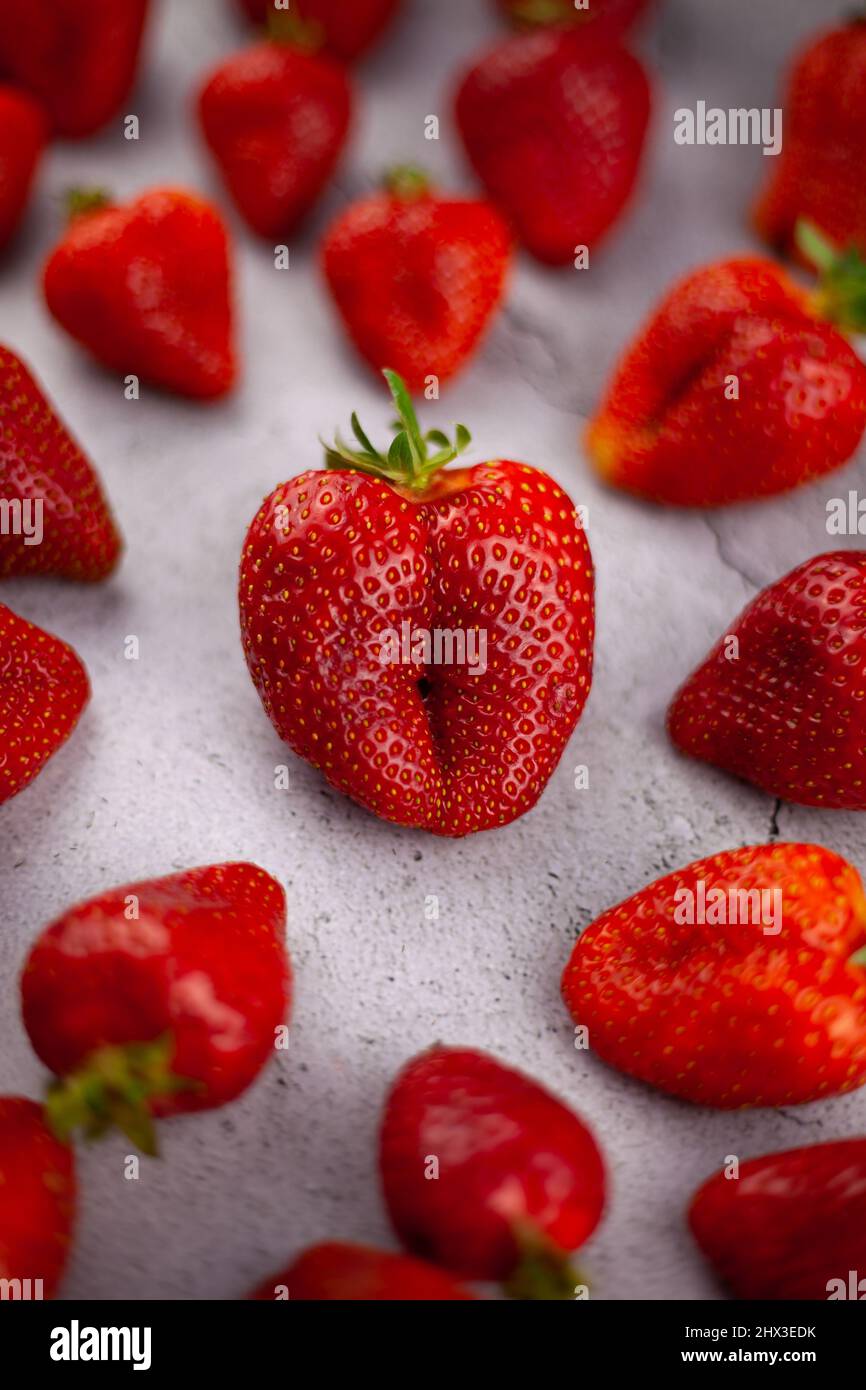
[198, 36, 351, 241]
[668, 552, 866, 808]
[754, 21, 866, 262]
[494, 0, 652, 40]
[321, 170, 510, 392]
[239, 370, 594, 838]
[0, 604, 89, 806]
[250, 1242, 475, 1300]
[455, 28, 650, 266]
[689, 1138, 866, 1301]
[379, 1047, 605, 1295]
[21, 863, 290, 1155]
[43, 188, 237, 400]
[0, 347, 122, 581]
[587, 254, 866, 506]
[562, 843, 866, 1109]
[235, 0, 401, 63]
[0, 85, 45, 253]
[0, 0, 150, 139]
[0, 1098, 75, 1299]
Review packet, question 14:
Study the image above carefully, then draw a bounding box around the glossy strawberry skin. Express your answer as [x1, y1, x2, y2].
[235, 0, 401, 63]
[43, 189, 237, 400]
[0, 86, 45, 252]
[0, 605, 89, 806]
[199, 40, 351, 241]
[380, 1047, 605, 1281]
[0, 347, 122, 581]
[669, 552, 866, 808]
[250, 1242, 475, 1301]
[563, 843, 866, 1109]
[455, 29, 650, 266]
[0, 1098, 75, 1299]
[494, 0, 652, 40]
[588, 259, 866, 506]
[754, 23, 866, 261]
[0, 0, 150, 138]
[321, 188, 511, 392]
[239, 462, 593, 837]
[20, 864, 290, 1115]
[690, 1139, 866, 1301]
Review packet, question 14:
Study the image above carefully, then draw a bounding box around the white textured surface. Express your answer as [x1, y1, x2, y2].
[0, 0, 862, 1301]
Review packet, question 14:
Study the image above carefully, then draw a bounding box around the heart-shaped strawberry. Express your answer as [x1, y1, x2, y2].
[239, 370, 593, 837]
[0, 603, 90, 805]
[668, 551, 866, 808]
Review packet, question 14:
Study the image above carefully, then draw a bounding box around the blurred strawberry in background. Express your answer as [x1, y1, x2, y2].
[0, 0, 150, 138]
[235, 0, 402, 63]
[0, 85, 45, 251]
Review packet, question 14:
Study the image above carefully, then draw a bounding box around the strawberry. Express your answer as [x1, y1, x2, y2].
[0, 346, 122, 581]
[562, 843, 866, 1109]
[239, 370, 594, 838]
[250, 1241, 475, 1300]
[689, 1138, 866, 1301]
[668, 551, 866, 809]
[455, 27, 650, 266]
[0, 1097, 75, 1299]
[20, 863, 290, 1155]
[235, 0, 401, 63]
[754, 20, 866, 263]
[198, 36, 352, 241]
[587, 250, 866, 506]
[0, 604, 89, 806]
[321, 169, 511, 392]
[0, 85, 45, 253]
[43, 187, 237, 400]
[379, 1046, 605, 1295]
[494, 0, 652, 40]
[0, 0, 150, 139]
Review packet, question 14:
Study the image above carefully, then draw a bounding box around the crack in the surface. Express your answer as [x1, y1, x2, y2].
[494, 302, 591, 417]
[767, 797, 783, 842]
[703, 515, 765, 591]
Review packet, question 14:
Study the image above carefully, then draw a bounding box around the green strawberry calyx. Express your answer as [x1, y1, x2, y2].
[850, 945, 866, 968]
[384, 165, 431, 201]
[43, 1034, 198, 1158]
[266, 8, 324, 52]
[324, 368, 472, 494]
[796, 219, 866, 334]
[506, 0, 592, 25]
[503, 1222, 587, 1301]
[65, 187, 112, 222]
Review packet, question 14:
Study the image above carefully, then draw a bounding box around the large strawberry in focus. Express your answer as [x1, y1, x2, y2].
[199, 35, 352, 240]
[0, 346, 122, 581]
[235, 0, 401, 62]
[587, 249, 866, 506]
[455, 27, 651, 265]
[43, 187, 237, 400]
[754, 20, 866, 262]
[250, 1242, 475, 1300]
[321, 169, 511, 392]
[668, 552, 866, 808]
[690, 1139, 866, 1301]
[0, 85, 45, 253]
[0, 0, 150, 138]
[0, 1098, 76, 1299]
[0, 604, 89, 806]
[239, 370, 594, 837]
[380, 1046, 605, 1296]
[21, 863, 290, 1155]
[562, 843, 866, 1108]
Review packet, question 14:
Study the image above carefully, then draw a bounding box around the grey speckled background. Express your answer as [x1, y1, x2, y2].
[0, 0, 859, 1301]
